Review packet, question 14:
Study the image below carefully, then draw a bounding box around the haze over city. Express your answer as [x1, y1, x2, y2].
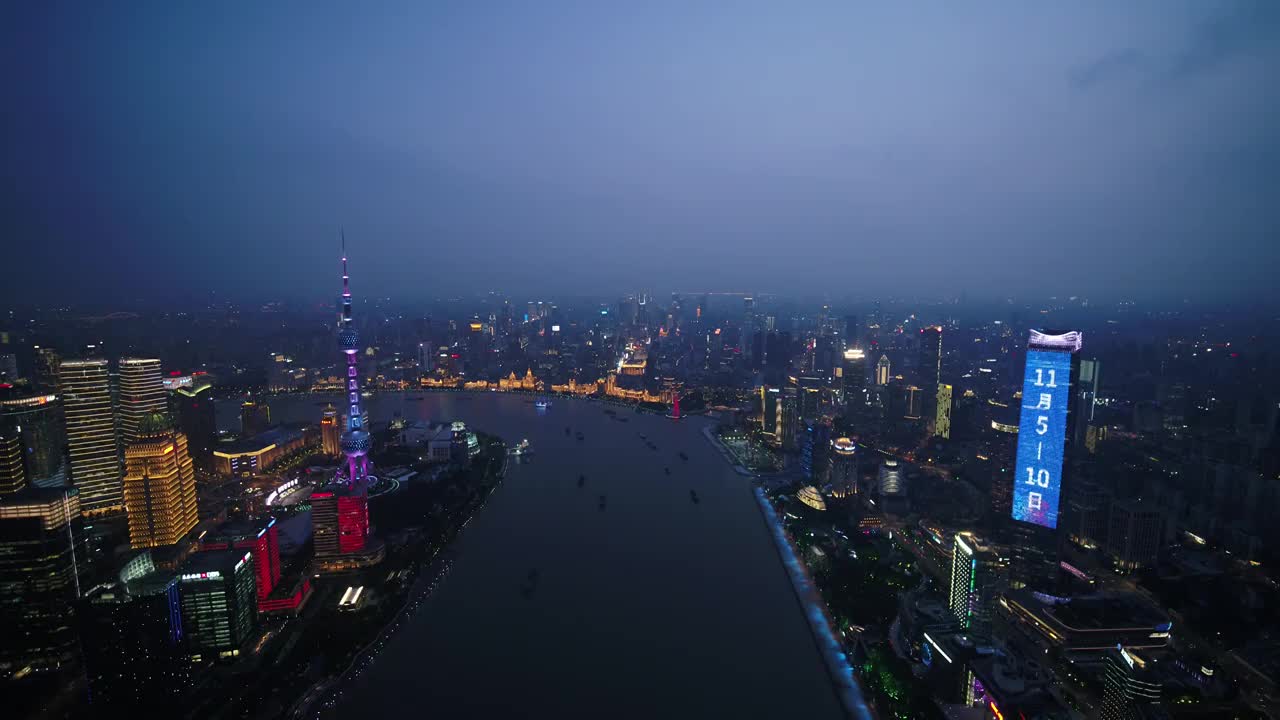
[4, 4, 1280, 720]
[5, 1, 1279, 304]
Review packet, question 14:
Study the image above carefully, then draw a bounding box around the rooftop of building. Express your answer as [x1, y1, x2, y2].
[181, 548, 250, 576]
[1005, 589, 1171, 632]
[0, 484, 78, 507]
[203, 517, 275, 543]
[217, 426, 304, 455]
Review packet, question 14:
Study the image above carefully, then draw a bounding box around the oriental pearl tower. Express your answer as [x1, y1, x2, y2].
[338, 238, 371, 486]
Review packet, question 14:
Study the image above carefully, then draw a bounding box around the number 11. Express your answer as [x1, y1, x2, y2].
[1034, 368, 1057, 388]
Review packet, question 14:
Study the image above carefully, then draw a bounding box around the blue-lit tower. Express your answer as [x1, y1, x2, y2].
[338, 240, 371, 485]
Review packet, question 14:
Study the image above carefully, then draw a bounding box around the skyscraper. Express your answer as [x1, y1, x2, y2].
[33, 346, 61, 392]
[320, 403, 341, 457]
[934, 383, 953, 439]
[828, 437, 858, 498]
[919, 325, 942, 388]
[904, 385, 923, 419]
[117, 358, 166, 448]
[174, 381, 216, 472]
[1, 389, 68, 489]
[875, 354, 891, 386]
[60, 359, 123, 516]
[1074, 359, 1100, 449]
[239, 400, 271, 438]
[123, 416, 198, 550]
[1009, 330, 1082, 593]
[1100, 646, 1163, 720]
[1106, 501, 1164, 574]
[841, 348, 867, 414]
[760, 386, 781, 441]
[800, 420, 831, 485]
[946, 532, 1008, 636]
[0, 487, 86, 674]
[0, 429, 23, 495]
[199, 518, 290, 614]
[878, 459, 905, 498]
[178, 549, 257, 663]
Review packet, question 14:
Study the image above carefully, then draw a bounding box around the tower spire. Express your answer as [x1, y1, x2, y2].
[336, 231, 369, 484]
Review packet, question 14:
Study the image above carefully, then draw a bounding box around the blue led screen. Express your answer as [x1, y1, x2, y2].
[1012, 349, 1072, 528]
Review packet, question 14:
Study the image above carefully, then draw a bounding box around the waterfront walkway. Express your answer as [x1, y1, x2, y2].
[755, 487, 877, 720]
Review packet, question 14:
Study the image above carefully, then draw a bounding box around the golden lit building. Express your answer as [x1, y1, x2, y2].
[550, 377, 601, 395]
[320, 404, 341, 457]
[0, 429, 24, 495]
[420, 375, 462, 388]
[498, 369, 539, 391]
[118, 358, 166, 447]
[59, 359, 122, 516]
[797, 485, 827, 511]
[604, 372, 666, 403]
[935, 383, 952, 439]
[123, 417, 198, 549]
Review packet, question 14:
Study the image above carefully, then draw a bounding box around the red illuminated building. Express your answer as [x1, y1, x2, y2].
[198, 518, 313, 615]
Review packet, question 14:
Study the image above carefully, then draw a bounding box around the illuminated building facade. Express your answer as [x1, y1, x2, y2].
[239, 400, 271, 437]
[550, 376, 600, 395]
[947, 532, 1008, 636]
[212, 426, 311, 475]
[841, 348, 867, 413]
[0, 487, 86, 674]
[879, 459, 905, 498]
[178, 550, 257, 662]
[497, 369, 538, 391]
[828, 437, 858, 498]
[935, 383, 953, 439]
[796, 485, 827, 511]
[0, 429, 22, 495]
[174, 382, 216, 472]
[997, 589, 1171, 652]
[117, 358, 166, 447]
[1100, 646, 1163, 720]
[199, 518, 311, 614]
[321, 403, 340, 456]
[1009, 330, 1082, 594]
[123, 418, 198, 550]
[59, 359, 122, 516]
[0, 389, 68, 489]
[800, 420, 831, 485]
[875, 354, 891, 386]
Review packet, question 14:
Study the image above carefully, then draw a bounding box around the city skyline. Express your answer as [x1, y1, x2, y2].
[3, 4, 1280, 719]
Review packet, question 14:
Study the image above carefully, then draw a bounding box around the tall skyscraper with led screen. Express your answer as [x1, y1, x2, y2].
[1012, 331, 1082, 529]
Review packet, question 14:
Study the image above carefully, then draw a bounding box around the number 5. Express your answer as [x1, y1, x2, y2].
[1036, 416, 1048, 435]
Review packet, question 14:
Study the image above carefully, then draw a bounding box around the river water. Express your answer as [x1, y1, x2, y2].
[221, 392, 843, 720]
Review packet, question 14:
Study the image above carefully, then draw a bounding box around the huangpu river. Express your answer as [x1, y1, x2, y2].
[221, 392, 843, 719]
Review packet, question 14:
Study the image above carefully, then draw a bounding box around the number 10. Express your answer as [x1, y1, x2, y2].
[1025, 467, 1050, 487]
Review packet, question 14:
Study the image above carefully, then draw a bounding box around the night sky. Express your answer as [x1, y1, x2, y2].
[4, 2, 1278, 304]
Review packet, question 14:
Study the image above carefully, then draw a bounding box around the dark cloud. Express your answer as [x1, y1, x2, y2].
[2, 3, 1278, 305]
[1069, 49, 1149, 89]
[1168, 2, 1280, 80]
